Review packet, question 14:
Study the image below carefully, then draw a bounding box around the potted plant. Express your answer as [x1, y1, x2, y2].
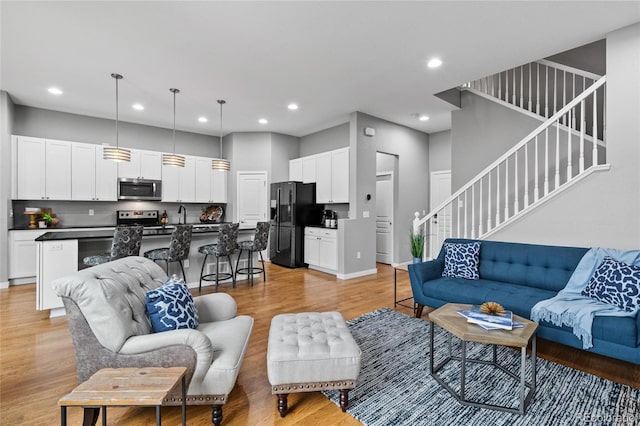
[41, 212, 54, 227]
[410, 230, 425, 264]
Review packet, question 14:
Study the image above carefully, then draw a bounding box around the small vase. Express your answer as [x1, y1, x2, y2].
[413, 257, 422, 264]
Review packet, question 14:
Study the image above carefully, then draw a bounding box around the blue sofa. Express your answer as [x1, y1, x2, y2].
[408, 238, 640, 365]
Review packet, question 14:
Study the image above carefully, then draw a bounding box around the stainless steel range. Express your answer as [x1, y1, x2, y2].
[117, 210, 159, 226]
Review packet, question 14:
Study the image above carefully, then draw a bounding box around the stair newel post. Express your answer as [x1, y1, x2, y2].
[553, 67, 557, 117]
[478, 178, 483, 237]
[592, 90, 599, 165]
[534, 135, 540, 202]
[457, 196, 461, 238]
[463, 191, 468, 238]
[520, 65, 524, 108]
[567, 110, 573, 180]
[512, 68, 517, 105]
[498, 71, 502, 100]
[505, 69, 509, 103]
[580, 100, 586, 172]
[471, 184, 475, 239]
[545, 65, 549, 118]
[602, 85, 606, 145]
[544, 127, 550, 196]
[572, 74, 577, 129]
[562, 70, 567, 125]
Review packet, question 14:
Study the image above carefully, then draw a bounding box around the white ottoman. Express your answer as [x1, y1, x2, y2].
[267, 312, 362, 417]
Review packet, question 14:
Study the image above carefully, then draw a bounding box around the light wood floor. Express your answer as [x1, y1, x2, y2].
[1, 263, 638, 425]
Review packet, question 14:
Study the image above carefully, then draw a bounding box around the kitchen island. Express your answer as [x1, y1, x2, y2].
[35, 224, 257, 317]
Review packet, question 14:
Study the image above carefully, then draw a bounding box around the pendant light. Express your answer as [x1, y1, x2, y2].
[212, 99, 231, 171]
[162, 88, 186, 167]
[103, 73, 131, 162]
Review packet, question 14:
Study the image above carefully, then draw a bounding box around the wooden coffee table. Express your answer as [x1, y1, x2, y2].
[58, 367, 187, 426]
[428, 303, 538, 414]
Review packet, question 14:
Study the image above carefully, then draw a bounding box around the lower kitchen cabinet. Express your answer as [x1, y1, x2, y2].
[304, 227, 337, 274]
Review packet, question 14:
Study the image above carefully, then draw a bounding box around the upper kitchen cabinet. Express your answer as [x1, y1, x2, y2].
[71, 143, 117, 201]
[13, 136, 71, 200]
[162, 155, 196, 203]
[117, 149, 162, 180]
[289, 158, 303, 182]
[316, 147, 349, 203]
[195, 157, 228, 203]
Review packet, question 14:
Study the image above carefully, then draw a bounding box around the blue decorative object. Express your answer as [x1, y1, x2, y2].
[413, 257, 422, 264]
[582, 257, 640, 312]
[442, 242, 480, 280]
[146, 276, 199, 333]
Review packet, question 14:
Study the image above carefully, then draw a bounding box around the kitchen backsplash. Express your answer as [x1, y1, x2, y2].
[11, 200, 224, 228]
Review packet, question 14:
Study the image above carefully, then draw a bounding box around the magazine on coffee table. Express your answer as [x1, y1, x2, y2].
[456, 306, 515, 330]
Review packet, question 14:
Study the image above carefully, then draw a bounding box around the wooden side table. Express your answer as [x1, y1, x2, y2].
[393, 264, 416, 314]
[58, 367, 187, 426]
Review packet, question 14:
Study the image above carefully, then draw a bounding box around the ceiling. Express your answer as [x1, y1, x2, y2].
[2, 1, 639, 138]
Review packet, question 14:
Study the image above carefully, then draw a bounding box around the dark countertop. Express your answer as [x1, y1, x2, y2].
[11, 222, 227, 232]
[34, 223, 252, 242]
[305, 224, 338, 230]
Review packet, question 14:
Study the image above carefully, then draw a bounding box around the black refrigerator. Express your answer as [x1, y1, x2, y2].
[270, 181, 322, 268]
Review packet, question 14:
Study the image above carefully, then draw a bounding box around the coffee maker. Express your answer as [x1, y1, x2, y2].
[321, 210, 337, 228]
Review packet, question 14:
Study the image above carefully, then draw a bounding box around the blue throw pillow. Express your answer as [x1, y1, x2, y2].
[146, 276, 199, 333]
[582, 257, 640, 312]
[442, 242, 481, 280]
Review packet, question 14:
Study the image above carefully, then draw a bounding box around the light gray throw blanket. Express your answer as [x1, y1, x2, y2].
[530, 247, 640, 349]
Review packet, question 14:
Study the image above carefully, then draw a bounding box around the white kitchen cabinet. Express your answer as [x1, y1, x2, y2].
[15, 136, 72, 200]
[302, 155, 317, 183]
[289, 158, 303, 182]
[195, 158, 228, 203]
[118, 149, 162, 180]
[304, 227, 337, 273]
[162, 155, 196, 202]
[9, 230, 48, 280]
[315, 148, 349, 203]
[71, 143, 117, 201]
[37, 239, 78, 314]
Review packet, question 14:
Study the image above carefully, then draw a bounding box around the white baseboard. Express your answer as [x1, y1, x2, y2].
[49, 307, 66, 318]
[8, 277, 35, 286]
[308, 265, 337, 276]
[0, 281, 9, 289]
[337, 268, 378, 280]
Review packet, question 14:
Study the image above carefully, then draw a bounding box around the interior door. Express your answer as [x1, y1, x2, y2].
[429, 170, 452, 258]
[237, 171, 268, 228]
[375, 173, 393, 264]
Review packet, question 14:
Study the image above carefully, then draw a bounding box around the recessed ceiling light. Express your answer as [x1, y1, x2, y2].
[48, 87, 63, 95]
[258, 118, 268, 124]
[198, 116, 208, 123]
[132, 103, 144, 111]
[427, 58, 443, 68]
[287, 103, 299, 110]
[419, 115, 429, 121]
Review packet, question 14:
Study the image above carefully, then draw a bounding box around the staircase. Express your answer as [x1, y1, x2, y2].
[414, 61, 608, 260]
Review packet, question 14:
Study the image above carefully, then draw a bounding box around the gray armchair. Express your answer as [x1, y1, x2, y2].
[53, 256, 253, 426]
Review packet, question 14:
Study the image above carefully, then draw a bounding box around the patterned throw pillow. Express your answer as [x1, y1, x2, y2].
[442, 242, 481, 280]
[146, 276, 199, 333]
[582, 257, 640, 312]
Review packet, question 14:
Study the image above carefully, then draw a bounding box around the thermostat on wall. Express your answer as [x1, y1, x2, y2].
[364, 127, 376, 137]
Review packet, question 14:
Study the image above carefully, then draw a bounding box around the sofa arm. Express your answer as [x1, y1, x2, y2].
[194, 292, 238, 323]
[408, 259, 444, 299]
[120, 329, 213, 385]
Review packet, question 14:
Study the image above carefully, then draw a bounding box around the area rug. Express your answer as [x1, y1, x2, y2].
[323, 308, 639, 426]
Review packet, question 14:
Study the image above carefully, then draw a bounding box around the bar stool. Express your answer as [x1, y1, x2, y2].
[235, 222, 270, 286]
[144, 224, 193, 280]
[83, 225, 144, 266]
[198, 223, 239, 293]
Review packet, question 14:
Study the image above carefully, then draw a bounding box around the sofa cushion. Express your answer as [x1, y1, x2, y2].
[52, 256, 167, 353]
[540, 316, 638, 348]
[146, 278, 199, 333]
[442, 242, 480, 280]
[582, 257, 640, 313]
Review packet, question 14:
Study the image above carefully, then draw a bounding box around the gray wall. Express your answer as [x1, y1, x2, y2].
[344, 112, 429, 270]
[0, 92, 15, 286]
[270, 133, 299, 183]
[428, 129, 452, 172]
[546, 39, 606, 76]
[451, 91, 539, 190]
[13, 106, 219, 157]
[299, 122, 349, 156]
[491, 23, 640, 249]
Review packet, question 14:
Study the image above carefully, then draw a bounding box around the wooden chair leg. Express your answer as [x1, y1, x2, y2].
[339, 389, 350, 412]
[211, 405, 223, 426]
[415, 304, 425, 318]
[277, 394, 288, 417]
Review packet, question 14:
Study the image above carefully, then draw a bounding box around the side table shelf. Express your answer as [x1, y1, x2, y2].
[393, 264, 416, 314]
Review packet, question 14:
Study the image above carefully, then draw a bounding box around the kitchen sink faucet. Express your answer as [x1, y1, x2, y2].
[178, 204, 187, 224]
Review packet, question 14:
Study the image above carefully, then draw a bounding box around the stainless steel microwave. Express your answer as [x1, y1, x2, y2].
[118, 178, 162, 201]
